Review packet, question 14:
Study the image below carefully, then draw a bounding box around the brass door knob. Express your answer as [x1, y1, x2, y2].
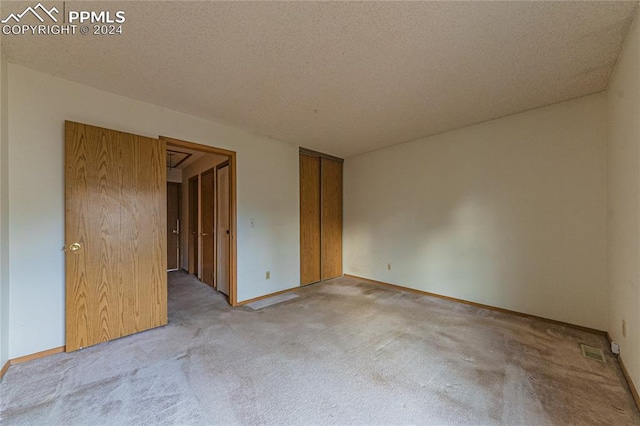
[69, 243, 82, 252]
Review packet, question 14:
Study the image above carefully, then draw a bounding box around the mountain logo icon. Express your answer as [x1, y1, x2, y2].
[1, 3, 59, 24]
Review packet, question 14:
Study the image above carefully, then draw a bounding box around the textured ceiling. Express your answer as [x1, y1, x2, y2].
[1, 1, 638, 158]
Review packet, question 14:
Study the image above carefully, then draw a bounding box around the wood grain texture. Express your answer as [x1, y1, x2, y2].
[161, 136, 238, 306]
[300, 154, 321, 285]
[299, 147, 344, 163]
[188, 175, 199, 275]
[166, 182, 181, 271]
[228, 154, 238, 306]
[65, 121, 167, 352]
[201, 168, 215, 287]
[321, 158, 343, 280]
[217, 164, 230, 295]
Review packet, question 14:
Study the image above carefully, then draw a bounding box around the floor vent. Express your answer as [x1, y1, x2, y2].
[580, 344, 606, 363]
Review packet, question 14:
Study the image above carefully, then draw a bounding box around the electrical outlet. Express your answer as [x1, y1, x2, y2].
[611, 341, 620, 355]
[387, 263, 392, 271]
[266, 271, 270, 280]
[622, 319, 626, 338]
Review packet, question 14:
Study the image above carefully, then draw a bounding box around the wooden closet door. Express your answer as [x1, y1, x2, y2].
[321, 157, 343, 280]
[216, 163, 231, 295]
[200, 168, 215, 287]
[300, 154, 321, 285]
[188, 175, 199, 275]
[65, 121, 167, 352]
[166, 182, 181, 271]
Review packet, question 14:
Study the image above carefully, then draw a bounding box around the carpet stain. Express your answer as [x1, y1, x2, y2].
[1, 272, 638, 425]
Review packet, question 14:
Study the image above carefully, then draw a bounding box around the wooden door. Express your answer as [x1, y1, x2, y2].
[321, 157, 343, 280]
[300, 154, 321, 285]
[65, 121, 167, 352]
[217, 163, 230, 295]
[188, 175, 199, 275]
[166, 182, 181, 271]
[201, 168, 215, 287]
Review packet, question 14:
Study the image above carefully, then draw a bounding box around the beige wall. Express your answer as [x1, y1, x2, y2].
[180, 153, 228, 273]
[0, 51, 9, 370]
[344, 93, 608, 330]
[607, 12, 640, 395]
[6, 64, 300, 358]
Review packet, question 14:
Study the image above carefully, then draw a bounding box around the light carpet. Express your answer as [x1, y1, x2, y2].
[246, 293, 299, 310]
[1, 272, 638, 425]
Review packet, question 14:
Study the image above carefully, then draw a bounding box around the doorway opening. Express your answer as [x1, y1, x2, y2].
[163, 136, 237, 306]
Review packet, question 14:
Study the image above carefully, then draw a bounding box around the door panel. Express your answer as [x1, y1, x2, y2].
[321, 157, 343, 280]
[188, 176, 198, 275]
[65, 121, 167, 352]
[201, 168, 215, 287]
[167, 182, 181, 271]
[217, 164, 230, 295]
[300, 154, 321, 285]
